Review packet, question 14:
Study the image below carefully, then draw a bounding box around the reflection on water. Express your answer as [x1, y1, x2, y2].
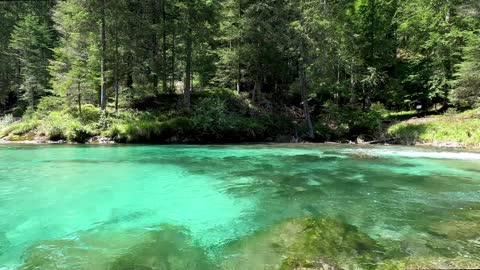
[0, 144, 479, 269]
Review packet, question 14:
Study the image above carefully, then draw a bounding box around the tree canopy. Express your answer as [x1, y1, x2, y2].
[0, 0, 478, 141]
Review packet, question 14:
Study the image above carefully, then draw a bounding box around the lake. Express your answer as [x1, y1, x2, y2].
[0, 144, 479, 269]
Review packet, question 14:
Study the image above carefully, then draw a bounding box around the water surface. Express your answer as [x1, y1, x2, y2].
[0, 144, 479, 269]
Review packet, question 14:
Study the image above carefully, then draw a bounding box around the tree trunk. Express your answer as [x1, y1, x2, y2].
[368, 0, 376, 65]
[100, 0, 107, 111]
[236, 63, 241, 93]
[151, 0, 159, 97]
[236, 0, 242, 93]
[252, 79, 260, 103]
[162, 0, 168, 93]
[171, 19, 176, 93]
[300, 44, 314, 139]
[31, 87, 35, 110]
[184, 27, 192, 110]
[299, 5, 314, 139]
[78, 81, 82, 115]
[114, 28, 119, 114]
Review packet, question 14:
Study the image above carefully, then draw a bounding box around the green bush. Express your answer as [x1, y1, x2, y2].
[36, 96, 65, 118]
[192, 97, 228, 133]
[0, 114, 14, 129]
[39, 112, 74, 140]
[108, 117, 194, 143]
[69, 104, 101, 124]
[315, 102, 383, 140]
[104, 123, 128, 143]
[66, 123, 94, 143]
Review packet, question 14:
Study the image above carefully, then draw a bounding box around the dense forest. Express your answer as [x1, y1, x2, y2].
[0, 0, 479, 144]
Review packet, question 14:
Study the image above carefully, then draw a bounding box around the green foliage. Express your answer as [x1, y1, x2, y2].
[106, 117, 193, 143]
[388, 109, 480, 147]
[65, 122, 95, 143]
[315, 102, 383, 140]
[452, 34, 480, 108]
[0, 114, 14, 129]
[36, 96, 66, 118]
[9, 14, 53, 109]
[71, 104, 101, 124]
[1, 0, 479, 144]
[38, 112, 70, 140]
[0, 119, 39, 139]
[192, 96, 229, 133]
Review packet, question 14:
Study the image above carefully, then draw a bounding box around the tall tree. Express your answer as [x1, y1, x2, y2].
[10, 14, 53, 109]
[100, 0, 107, 110]
[50, 0, 99, 113]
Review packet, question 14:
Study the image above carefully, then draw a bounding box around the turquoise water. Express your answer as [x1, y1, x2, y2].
[0, 144, 479, 269]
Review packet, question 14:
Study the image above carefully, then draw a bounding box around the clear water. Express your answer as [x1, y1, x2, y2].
[0, 144, 479, 269]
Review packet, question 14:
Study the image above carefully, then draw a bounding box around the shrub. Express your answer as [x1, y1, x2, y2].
[106, 117, 194, 143]
[315, 101, 383, 140]
[39, 112, 74, 140]
[36, 96, 65, 118]
[70, 104, 101, 124]
[192, 97, 228, 134]
[66, 123, 94, 143]
[97, 110, 110, 130]
[104, 123, 128, 143]
[0, 114, 14, 128]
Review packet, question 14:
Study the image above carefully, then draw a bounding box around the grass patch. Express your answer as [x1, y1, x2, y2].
[388, 109, 480, 147]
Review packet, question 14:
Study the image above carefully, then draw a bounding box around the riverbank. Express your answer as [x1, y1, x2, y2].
[387, 108, 480, 148]
[1, 96, 479, 148]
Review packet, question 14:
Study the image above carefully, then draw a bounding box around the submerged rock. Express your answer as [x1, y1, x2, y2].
[220, 217, 382, 270]
[429, 220, 480, 240]
[0, 231, 10, 255]
[18, 225, 214, 270]
[109, 225, 214, 270]
[18, 228, 150, 270]
[377, 256, 480, 270]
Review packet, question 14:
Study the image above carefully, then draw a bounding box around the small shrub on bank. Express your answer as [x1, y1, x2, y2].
[38, 112, 74, 141]
[119, 117, 194, 143]
[192, 97, 228, 134]
[69, 104, 101, 124]
[66, 123, 95, 143]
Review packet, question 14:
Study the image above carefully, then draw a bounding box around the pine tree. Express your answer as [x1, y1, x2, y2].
[49, 0, 99, 114]
[10, 14, 53, 109]
[452, 33, 480, 107]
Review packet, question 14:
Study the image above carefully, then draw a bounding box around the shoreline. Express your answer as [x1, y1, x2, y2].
[1, 137, 479, 151]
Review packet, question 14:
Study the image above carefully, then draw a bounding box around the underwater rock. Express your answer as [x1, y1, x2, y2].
[377, 256, 480, 270]
[280, 257, 341, 270]
[348, 151, 382, 161]
[109, 225, 214, 270]
[18, 225, 214, 270]
[428, 220, 480, 240]
[220, 217, 382, 270]
[18, 228, 151, 270]
[0, 231, 10, 255]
